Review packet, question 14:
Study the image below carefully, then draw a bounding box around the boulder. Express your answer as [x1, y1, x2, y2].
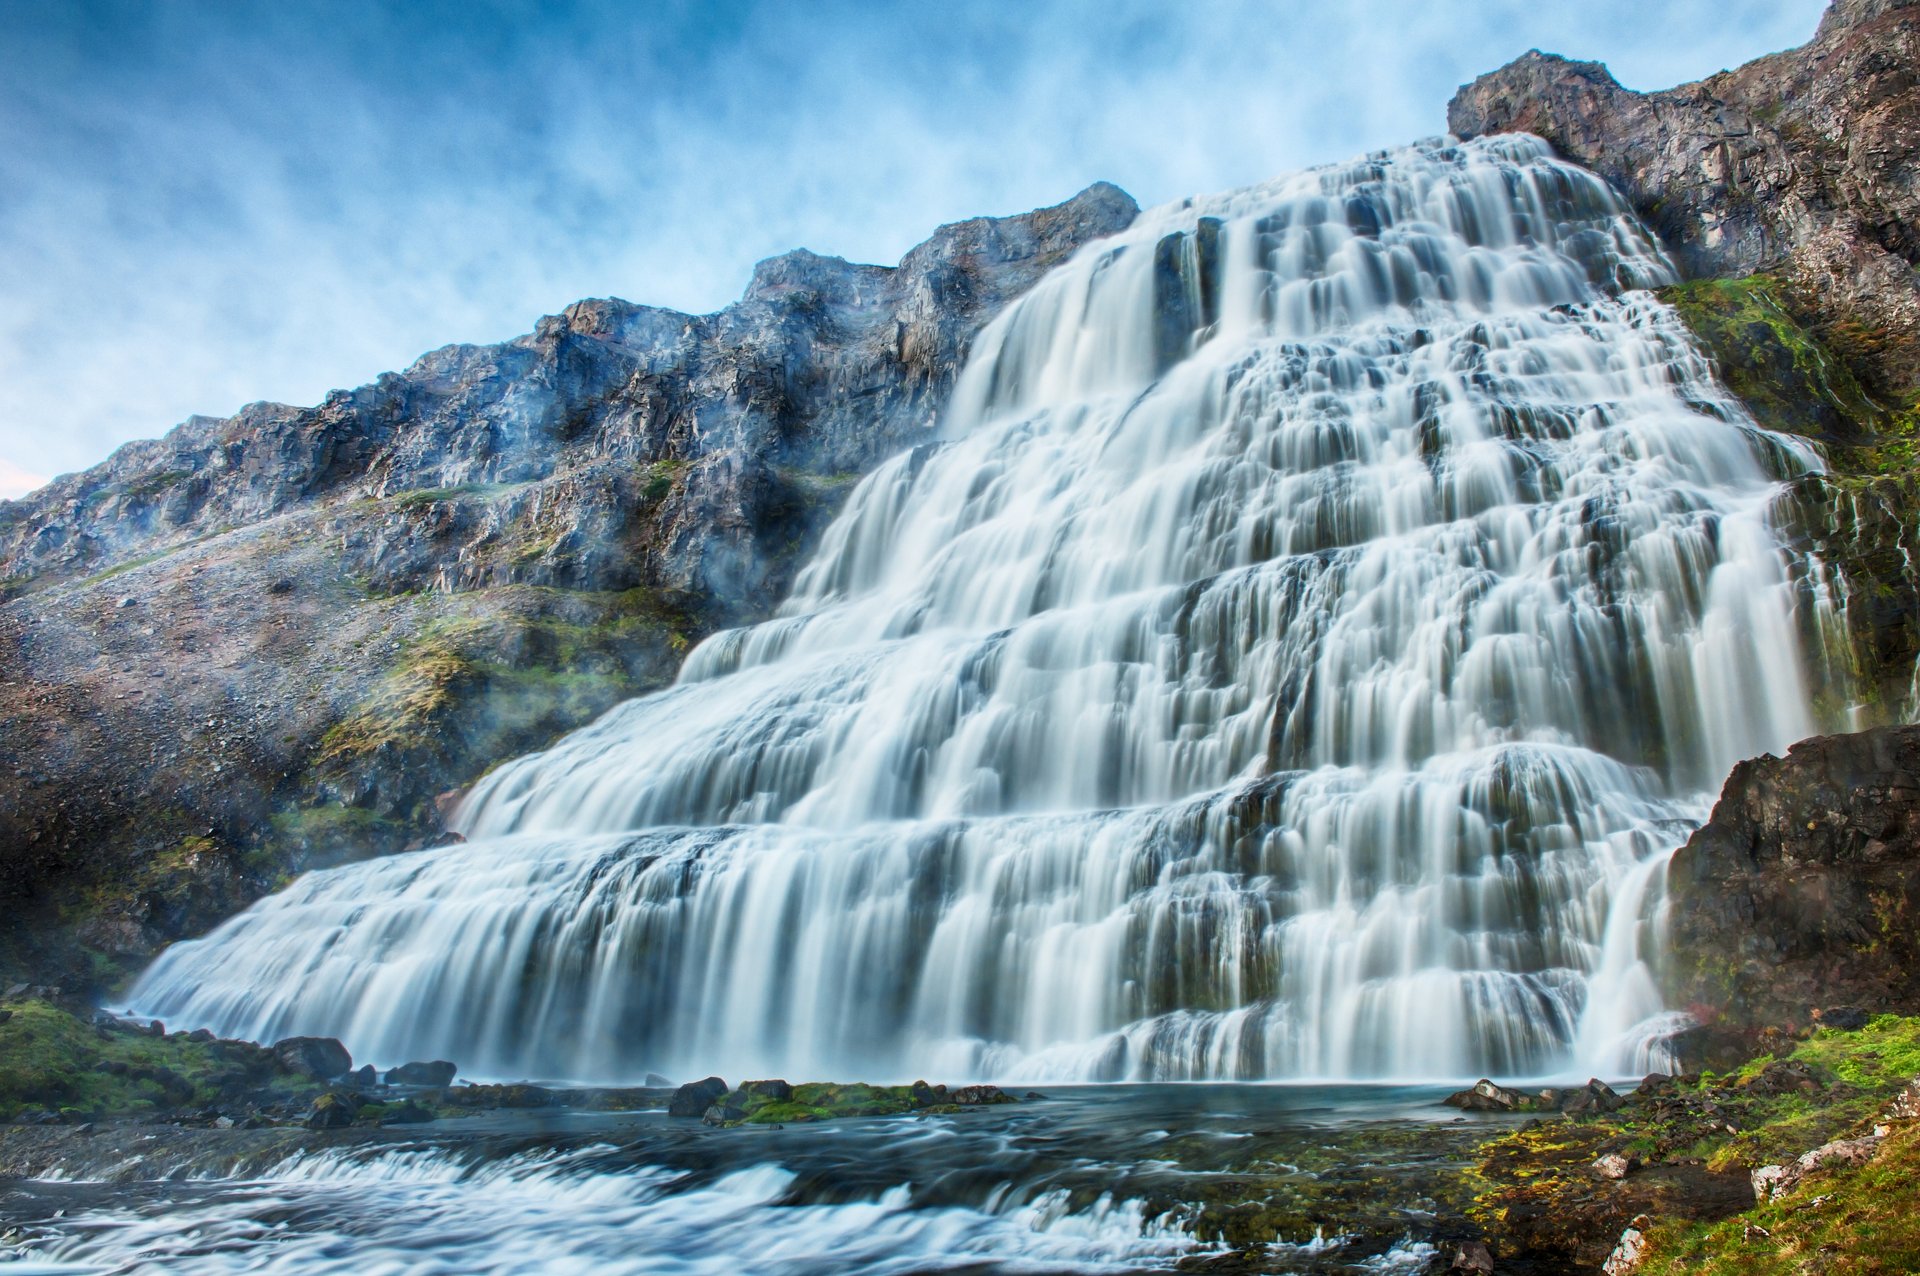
[1561, 1079, 1625, 1116]
[1593, 1152, 1639, 1180]
[644, 1072, 672, 1087]
[1813, 1006, 1872, 1031]
[1754, 1134, 1884, 1199]
[668, 1076, 729, 1118]
[1743, 1059, 1827, 1097]
[272, 1036, 351, 1081]
[951, 1084, 1014, 1105]
[738, 1078, 792, 1103]
[386, 1060, 458, 1087]
[303, 1092, 357, 1130]
[1882, 1077, 1920, 1122]
[347, 1064, 376, 1088]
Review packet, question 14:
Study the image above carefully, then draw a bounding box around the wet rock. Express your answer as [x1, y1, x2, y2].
[272, 1036, 351, 1081]
[738, 1079, 792, 1103]
[302, 1092, 356, 1130]
[347, 1064, 376, 1088]
[185, 1028, 214, 1043]
[385, 1060, 457, 1087]
[1561, 1079, 1625, 1116]
[668, 1076, 729, 1118]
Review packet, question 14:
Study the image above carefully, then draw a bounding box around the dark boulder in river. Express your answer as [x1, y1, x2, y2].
[386, 1060, 458, 1087]
[273, 1036, 351, 1081]
[668, 1076, 728, 1118]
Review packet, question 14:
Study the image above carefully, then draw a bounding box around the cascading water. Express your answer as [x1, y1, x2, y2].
[130, 135, 1847, 1083]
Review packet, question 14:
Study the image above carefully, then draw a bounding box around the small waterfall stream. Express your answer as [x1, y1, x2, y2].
[130, 135, 1847, 1083]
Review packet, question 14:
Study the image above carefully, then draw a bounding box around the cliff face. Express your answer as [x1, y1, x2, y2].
[0, 183, 1138, 987]
[1665, 725, 1920, 1028]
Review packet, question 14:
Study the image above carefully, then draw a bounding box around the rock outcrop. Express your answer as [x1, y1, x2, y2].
[0, 183, 1137, 988]
[1665, 724, 1920, 1028]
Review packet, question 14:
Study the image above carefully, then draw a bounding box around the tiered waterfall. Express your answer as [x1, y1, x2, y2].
[131, 135, 1848, 1082]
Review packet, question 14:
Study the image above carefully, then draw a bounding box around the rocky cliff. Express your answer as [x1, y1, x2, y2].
[0, 183, 1138, 988]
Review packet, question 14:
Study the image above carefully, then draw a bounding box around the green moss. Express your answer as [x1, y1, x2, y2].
[0, 999, 321, 1121]
[641, 458, 689, 503]
[1641, 1123, 1920, 1274]
[1658, 275, 1883, 445]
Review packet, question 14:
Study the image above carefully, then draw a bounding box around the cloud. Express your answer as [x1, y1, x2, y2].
[0, 0, 1829, 486]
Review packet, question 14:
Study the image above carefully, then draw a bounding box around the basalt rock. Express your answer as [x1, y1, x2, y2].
[0, 182, 1137, 990]
[1665, 724, 1920, 1028]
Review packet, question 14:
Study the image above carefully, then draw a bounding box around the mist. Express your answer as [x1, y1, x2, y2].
[0, 0, 1827, 499]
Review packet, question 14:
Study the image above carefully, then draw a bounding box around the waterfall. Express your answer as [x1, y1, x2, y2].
[130, 135, 1844, 1082]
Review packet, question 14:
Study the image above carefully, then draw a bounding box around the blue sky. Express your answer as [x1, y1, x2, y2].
[0, 0, 1828, 498]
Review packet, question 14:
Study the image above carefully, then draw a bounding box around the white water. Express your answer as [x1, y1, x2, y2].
[130, 135, 1844, 1082]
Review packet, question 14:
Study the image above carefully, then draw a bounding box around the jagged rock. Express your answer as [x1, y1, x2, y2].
[271, 1036, 351, 1081]
[643, 1072, 671, 1087]
[1665, 725, 1920, 1027]
[385, 1060, 457, 1087]
[668, 1076, 729, 1118]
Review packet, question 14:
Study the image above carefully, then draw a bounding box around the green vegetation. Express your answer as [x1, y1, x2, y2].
[1466, 1016, 1920, 1270]
[125, 469, 193, 500]
[0, 999, 322, 1122]
[1643, 1124, 1920, 1274]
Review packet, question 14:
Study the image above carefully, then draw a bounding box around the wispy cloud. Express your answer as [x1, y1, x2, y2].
[0, 0, 1828, 490]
